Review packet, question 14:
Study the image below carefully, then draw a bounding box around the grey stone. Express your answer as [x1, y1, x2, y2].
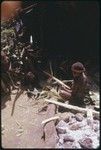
[56, 120, 67, 128]
[69, 123, 81, 130]
[63, 134, 75, 142]
[78, 137, 93, 149]
[75, 113, 84, 122]
[68, 118, 77, 125]
[63, 141, 74, 148]
[93, 124, 99, 132]
[56, 127, 67, 134]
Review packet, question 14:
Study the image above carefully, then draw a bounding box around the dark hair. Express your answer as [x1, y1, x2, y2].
[71, 62, 85, 73]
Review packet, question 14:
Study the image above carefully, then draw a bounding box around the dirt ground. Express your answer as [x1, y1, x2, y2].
[1, 84, 100, 149]
[1, 89, 53, 149]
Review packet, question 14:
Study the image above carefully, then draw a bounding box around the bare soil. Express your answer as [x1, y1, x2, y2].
[1, 90, 51, 148]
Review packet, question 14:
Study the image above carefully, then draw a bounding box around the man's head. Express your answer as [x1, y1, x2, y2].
[71, 62, 85, 77]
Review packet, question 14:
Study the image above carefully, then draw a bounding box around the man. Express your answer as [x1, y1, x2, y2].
[59, 62, 90, 107]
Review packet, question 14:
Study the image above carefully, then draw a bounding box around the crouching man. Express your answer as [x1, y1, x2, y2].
[59, 62, 90, 107]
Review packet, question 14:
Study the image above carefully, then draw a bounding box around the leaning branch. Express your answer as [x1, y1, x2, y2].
[43, 71, 71, 90]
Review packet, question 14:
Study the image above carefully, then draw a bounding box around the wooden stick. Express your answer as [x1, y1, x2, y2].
[11, 89, 24, 116]
[43, 71, 71, 90]
[41, 116, 59, 125]
[19, 3, 38, 13]
[49, 61, 53, 76]
[87, 108, 94, 129]
[45, 99, 99, 117]
[53, 80, 73, 85]
[87, 108, 93, 119]
[7, 72, 16, 87]
[15, 120, 22, 127]
[62, 80, 73, 83]
[42, 104, 58, 147]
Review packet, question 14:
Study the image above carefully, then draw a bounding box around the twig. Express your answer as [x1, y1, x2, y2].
[21, 4, 38, 12]
[18, 105, 27, 109]
[15, 120, 22, 127]
[11, 89, 24, 116]
[49, 61, 53, 76]
[62, 80, 73, 83]
[41, 116, 59, 125]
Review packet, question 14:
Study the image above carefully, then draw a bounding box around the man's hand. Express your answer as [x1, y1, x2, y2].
[59, 89, 72, 101]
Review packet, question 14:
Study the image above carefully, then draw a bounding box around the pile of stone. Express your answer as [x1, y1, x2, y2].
[55, 113, 99, 149]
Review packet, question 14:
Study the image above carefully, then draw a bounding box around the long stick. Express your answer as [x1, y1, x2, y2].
[43, 71, 71, 90]
[45, 99, 99, 117]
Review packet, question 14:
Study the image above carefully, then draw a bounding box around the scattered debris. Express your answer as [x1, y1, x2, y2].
[2, 125, 5, 135]
[16, 124, 24, 137]
[18, 105, 27, 109]
[55, 112, 100, 149]
[15, 120, 22, 127]
[38, 105, 48, 113]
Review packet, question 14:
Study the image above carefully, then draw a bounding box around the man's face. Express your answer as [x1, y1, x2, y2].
[72, 71, 81, 78]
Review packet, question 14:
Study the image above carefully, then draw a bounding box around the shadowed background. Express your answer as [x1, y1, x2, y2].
[1, 1, 100, 74]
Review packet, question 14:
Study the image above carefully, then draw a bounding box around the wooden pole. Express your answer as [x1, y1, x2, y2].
[45, 99, 99, 117]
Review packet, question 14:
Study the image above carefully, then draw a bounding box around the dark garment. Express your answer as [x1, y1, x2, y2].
[69, 96, 86, 107]
[69, 73, 90, 107]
